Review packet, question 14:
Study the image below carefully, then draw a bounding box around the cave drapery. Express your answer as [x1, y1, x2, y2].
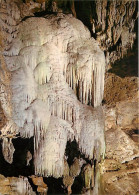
[0, 0, 106, 194]
[0, 0, 138, 195]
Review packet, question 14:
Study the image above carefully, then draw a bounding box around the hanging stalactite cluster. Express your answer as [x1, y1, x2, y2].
[0, 0, 105, 180]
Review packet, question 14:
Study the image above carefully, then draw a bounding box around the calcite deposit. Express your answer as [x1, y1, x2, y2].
[0, 0, 138, 195]
[2, 137, 15, 164]
[0, 0, 105, 187]
[44, 0, 138, 67]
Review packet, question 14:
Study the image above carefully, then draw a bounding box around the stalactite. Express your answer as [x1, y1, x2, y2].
[2, 137, 15, 164]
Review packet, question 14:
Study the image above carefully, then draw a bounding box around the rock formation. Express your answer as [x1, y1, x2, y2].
[0, 0, 105, 193]
[2, 137, 15, 164]
[31, 175, 48, 194]
[0, 0, 105, 178]
[0, 174, 35, 195]
[44, 0, 138, 68]
[0, 0, 138, 195]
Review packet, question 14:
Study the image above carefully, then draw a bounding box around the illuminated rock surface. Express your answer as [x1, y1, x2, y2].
[0, 0, 138, 195]
[0, 0, 105, 184]
[0, 174, 35, 195]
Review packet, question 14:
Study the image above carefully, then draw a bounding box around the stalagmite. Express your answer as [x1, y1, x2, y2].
[83, 164, 92, 189]
[13, 177, 36, 195]
[0, 0, 105, 188]
[70, 157, 86, 178]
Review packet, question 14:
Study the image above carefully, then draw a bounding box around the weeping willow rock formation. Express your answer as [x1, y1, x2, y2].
[0, 0, 105, 192]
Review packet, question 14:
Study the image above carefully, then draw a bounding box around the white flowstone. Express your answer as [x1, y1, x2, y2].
[0, 0, 105, 178]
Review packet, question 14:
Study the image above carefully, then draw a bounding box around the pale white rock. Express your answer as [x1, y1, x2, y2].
[0, 2, 105, 179]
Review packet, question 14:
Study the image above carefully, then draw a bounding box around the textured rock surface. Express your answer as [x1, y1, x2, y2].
[0, 0, 137, 67]
[0, 103, 6, 130]
[2, 137, 15, 164]
[104, 98, 138, 131]
[0, 0, 138, 195]
[31, 175, 48, 194]
[104, 73, 138, 106]
[0, 174, 35, 195]
[105, 128, 138, 163]
[0, 1, 105, 191]
[102, 75, 139, 194]
[43, 0, 138, 68]
[101, 158, 139, 195]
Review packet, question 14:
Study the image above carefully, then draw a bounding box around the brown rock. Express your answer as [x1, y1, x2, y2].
[104, 106, 117, 131]
[102, 159, 126, 172]
[101, 158, 139, 195]
[37, 186, 48, 193]
[63, 158, 69, 177]
[116, 100, 138, 129]
[63, 175, 74, 195]
[104, 73, 138, 106]
[83, 164, 93, 189]
[31, 176, 47, 188]
[132, 117, 139, 129]
[101, 169, 138, 195]
[105, 129, 139, 163]
[0, 175, 35, 195]
[2, 137, 15, 164]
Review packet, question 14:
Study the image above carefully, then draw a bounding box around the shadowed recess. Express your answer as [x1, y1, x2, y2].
[0, 137, 34, 177]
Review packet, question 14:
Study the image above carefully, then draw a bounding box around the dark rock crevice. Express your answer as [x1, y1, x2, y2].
[0, 137, 34, 177]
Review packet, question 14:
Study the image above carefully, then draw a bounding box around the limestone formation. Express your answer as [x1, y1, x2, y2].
[44, 0, 138, 67]
[0, 0, 138, 195]
[105, 128, 139, 163]
[63, 157, 86, 194]
[2, 137, 15, 164]
[70, 157, 85, 178]
[102, 73, 139, 195]
[90, 0, 137, 66]
[0, 0, 105, 184]
[0, 174, 35, 195]
[63, 175, 74, 195]
[31, 175, 48, 194]
[63, 158, 69, 177]
[83, 164, 93, 189]
[101, 158, 139, 195]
